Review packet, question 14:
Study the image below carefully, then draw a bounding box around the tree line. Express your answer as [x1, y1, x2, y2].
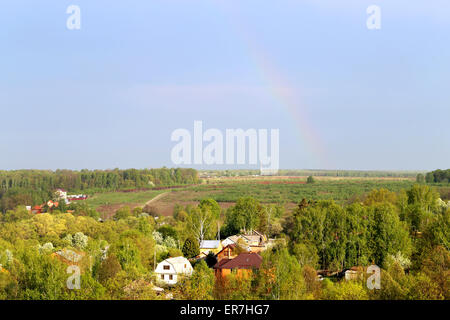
[422, 169, 450, 184]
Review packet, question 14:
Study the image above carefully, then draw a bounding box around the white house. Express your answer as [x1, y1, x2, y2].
[155, 256, 193, 285]
[55, 189, 68, 200]
[221, 236, 236, 247]
[221, 231, 267, 252]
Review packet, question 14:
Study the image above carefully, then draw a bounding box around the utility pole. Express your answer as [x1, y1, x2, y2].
[217, 221, 220, 241]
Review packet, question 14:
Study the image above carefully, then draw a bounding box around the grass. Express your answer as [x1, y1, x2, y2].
[84, 189, 167, 208]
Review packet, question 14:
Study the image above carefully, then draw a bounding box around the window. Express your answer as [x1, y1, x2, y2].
[161, 274, 164, 280]
[184, 264, 186, 268]
[163, 265, 170, 270]
[169, 275, 173, 280]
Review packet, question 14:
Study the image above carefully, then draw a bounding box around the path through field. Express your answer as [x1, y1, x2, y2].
[144, 191, 170, 206]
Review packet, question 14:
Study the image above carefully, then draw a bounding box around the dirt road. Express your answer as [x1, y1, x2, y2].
[144, 191, 170, 206]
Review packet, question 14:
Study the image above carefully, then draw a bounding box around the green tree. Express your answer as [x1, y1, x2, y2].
[1, 207, 31, 223]
[73, 232, 88, 249]
[406, 184, 440, 213]
[363, 188, 397, 206]
[416, 173, 425, 183]
[97, 254, 122, 285]
[323, 279, 369, 300]
[420, 246, 450, 299]
[199, 198, 221, 219]
[12, 247, 69, 300]
[179, 260, 214, 300]
[113, 238, 143, 274]
[182, 238, 199, 259]
[306, 176, 315, 184]
[187, 207, 214, 244]
[205, 252, 218, 268]
[114, 206, 131, 221]
[425, 172, 435, 183]
[158, 225, 178, 240]
[256, 248, 307, 300]
[291, 242, 319, 269]
[225, 197, 261, 234]
[367, 203, 412, 267]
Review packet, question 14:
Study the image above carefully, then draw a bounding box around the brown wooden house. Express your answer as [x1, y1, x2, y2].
[213, 252, 262, 279]
[215, 244, 238, 262]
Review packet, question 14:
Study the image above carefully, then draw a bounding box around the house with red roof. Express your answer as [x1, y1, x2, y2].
[31, 205, 44, 214]
[213, 252, 262, 279]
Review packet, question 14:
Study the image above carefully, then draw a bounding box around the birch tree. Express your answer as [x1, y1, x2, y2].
[188, 207, 213, 244]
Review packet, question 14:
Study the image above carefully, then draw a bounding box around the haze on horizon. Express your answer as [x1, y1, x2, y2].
[1, 1, 449, 172]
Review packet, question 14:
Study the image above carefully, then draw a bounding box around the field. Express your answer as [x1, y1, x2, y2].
[82, 175, 431, 217]
[83, 189, 167, 218]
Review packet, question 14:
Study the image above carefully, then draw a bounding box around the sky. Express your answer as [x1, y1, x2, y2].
[1, 0, 449, 171]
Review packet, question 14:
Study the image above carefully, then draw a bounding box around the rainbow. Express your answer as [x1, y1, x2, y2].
[215, 3, 330, 168]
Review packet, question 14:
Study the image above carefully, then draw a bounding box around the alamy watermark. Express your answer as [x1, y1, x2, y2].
[66, 5, 81, 30]
[171, 121, 279, 174]
[64, 249, 82, 290]
[367, 5, 381, 30]
[64, 5, 380, 31]
[367, 264, 381, 290]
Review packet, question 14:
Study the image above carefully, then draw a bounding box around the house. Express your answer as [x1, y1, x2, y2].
[53, 248, 84, 264]
[67, 194, 88, 201]
[55, 189, 87, 204]
[51, 249, 86, 268]
[243, 231, 266, 245]
[199, 240, 222, 257]
[214, 252, 262, 279]
[155, 256, 193, 285]
[31, 205, 43, 214]
[215, 244, 238, 262]
[242, 234, 266, 253]
[55, 189, 68, 200]
[50, 248, 91, 274]
[221, 231, 268, 253]
[29, 200, 61, 214]
[344, 266, 364, 281]
[221, 235, 238, 247]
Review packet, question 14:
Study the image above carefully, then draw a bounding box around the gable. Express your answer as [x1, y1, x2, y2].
[155, 261, 175, 274]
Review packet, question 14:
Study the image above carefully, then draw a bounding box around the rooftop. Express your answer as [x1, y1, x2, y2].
[200, 240, 221, 249]
[214, 253, 262, 270]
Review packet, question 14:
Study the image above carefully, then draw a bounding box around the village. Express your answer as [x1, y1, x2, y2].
[26, 189, 88, 214]
[155, 230, 271, 286]
[13, 185, 435, 299]
[19, 188, 283, 296]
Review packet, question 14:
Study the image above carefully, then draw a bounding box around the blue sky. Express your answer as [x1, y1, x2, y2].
[1, 0, 449, 171]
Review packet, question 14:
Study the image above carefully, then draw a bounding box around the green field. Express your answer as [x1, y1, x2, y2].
[182, 179, 417, 204]
[81, 176, 450, 217]
[84, 189, 167, 208]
